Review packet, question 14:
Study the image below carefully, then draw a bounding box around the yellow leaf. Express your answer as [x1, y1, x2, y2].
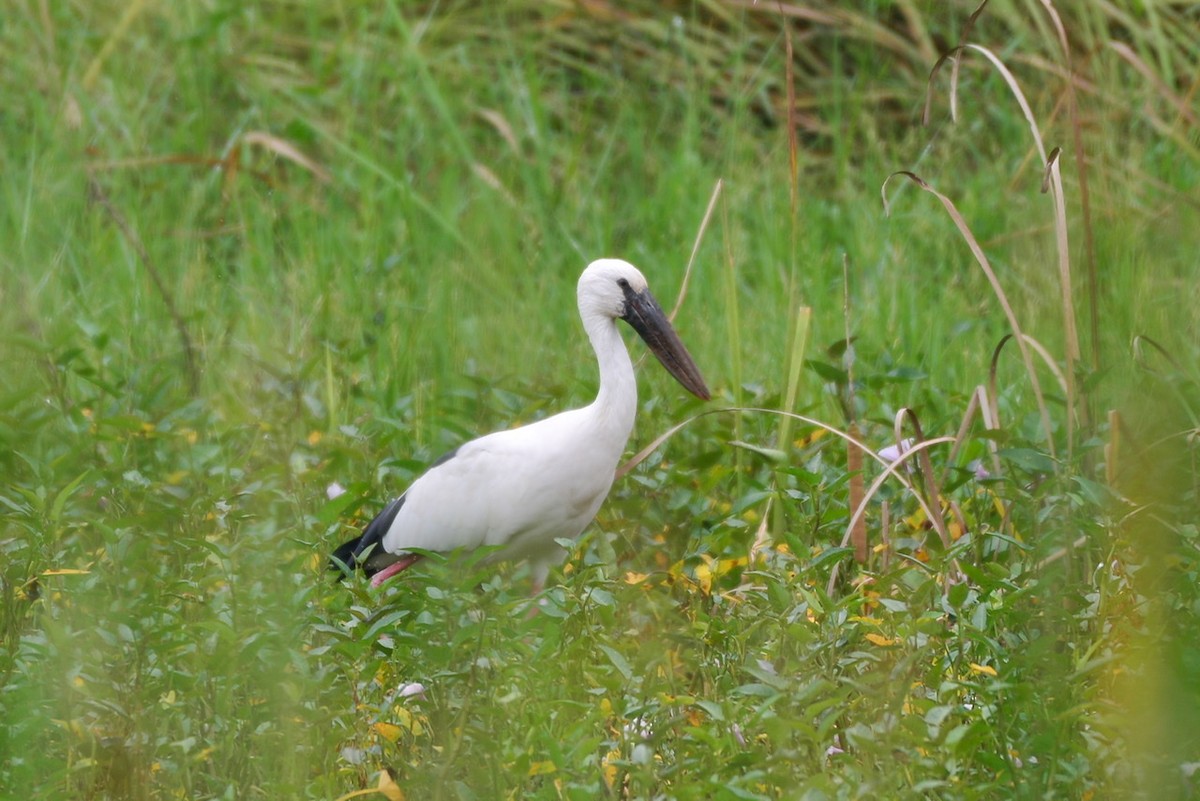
[969, 663, 998, 677]
[693, 558, 713, 594]
[624, 571, 649, 585]
[377, 769, 404, 801]
[373, 722, 403, 743]
[601, 749, 620, 789]
[308, 430, 323, 445]
[864, 633, 897, 647]
[528, 760, 557, 777]
[717, 556, 748, 573]
[41, 568, 90, 577]
[389, 706, 426, 737]
[849, 615, 882, 626]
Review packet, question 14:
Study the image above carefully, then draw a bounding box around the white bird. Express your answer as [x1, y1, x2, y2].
[331, 259, 711, 592]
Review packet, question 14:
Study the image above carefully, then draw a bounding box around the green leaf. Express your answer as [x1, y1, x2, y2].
[597, 645, 632, 681]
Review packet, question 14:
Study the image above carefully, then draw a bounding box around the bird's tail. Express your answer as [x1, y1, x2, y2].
[329, 535, 362, 580]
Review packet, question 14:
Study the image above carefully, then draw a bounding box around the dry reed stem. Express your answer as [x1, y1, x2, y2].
[1020, 333, 1071, 400]
[843, 255, 866, 562]
[848, 422, 867, 562]
[927, 43, 1047, 163]
[883, 172, 1057, 460]
[1037, 0, 1100, 374]
[946, 0, 991, 123]
[779, 1, 799, 218]
[669, 178, 723, 322]
[240, 131, 332, 182]
[749, 495, 775, 562]
[1043, 147, 1079, 456]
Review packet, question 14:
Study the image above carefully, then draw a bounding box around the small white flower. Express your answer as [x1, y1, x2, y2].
[326, 481, 347, 500]
[879, 439, 915, 463]
[398, 682, 426, 699]
[826, 744, 845, 757]
[731, 723, 746, 747]
[631, 743, 654, 765]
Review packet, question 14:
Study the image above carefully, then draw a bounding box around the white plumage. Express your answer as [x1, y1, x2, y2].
[331, 259, 710, 591]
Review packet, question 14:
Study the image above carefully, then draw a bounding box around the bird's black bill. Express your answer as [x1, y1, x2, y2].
[621, 286, 711, 401]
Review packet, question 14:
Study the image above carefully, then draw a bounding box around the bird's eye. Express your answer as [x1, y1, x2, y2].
[616, 278, 630, 289]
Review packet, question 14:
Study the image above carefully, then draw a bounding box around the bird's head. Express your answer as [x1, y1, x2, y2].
[578, 259, 711, 401]
[577, 259, 649, 320]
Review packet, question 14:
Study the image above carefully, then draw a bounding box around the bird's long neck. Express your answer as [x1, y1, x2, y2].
[582, 310, 637, 444]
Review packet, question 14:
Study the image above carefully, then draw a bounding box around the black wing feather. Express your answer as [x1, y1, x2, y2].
[328, 494, 407, 580]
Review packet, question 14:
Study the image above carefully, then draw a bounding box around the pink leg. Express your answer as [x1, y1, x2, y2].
[370, 554, 422, 587]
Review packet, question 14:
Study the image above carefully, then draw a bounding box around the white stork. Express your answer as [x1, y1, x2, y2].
[331, 258, 710, 592]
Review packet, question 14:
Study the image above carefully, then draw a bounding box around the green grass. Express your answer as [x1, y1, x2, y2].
[2, 1, 1199, 798]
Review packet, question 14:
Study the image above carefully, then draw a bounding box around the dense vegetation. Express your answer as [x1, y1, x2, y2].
[2, 1, 1197, 798]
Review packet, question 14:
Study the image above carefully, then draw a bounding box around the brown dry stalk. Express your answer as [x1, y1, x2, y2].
[843, 255, 866, 562]
[830, 434, 958, 596]
[88, 177, 201, 397]
[1042, 148, 1078, 456]
[1037, 0, 1100, 374]
[779, 0, 799, 217]
[848, 422, 867, 562]
[893, 408, 950, 549]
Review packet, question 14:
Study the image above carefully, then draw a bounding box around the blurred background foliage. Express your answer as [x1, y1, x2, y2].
[1, 0, 1198, 798]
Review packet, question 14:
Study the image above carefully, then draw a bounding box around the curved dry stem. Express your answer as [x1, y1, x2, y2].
[1042, 148, 1079, 454]
[894, 408, 950, 548]
[827, 434, 960, 596]
[621, 407, 977, 591]
[1038, 0, 1099, 371]
[616, 408, 727, 480]
[947, 0, 992, 122]
[924, 44, 1048, 164]
[841, 435, 957, 554]
[883, 172, 1056, 459]
[1021, 334, 1070, 400]
[1132, 334, 1185, 374]
[621, 406, 933, 480]
[669, 178, 723, 322]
